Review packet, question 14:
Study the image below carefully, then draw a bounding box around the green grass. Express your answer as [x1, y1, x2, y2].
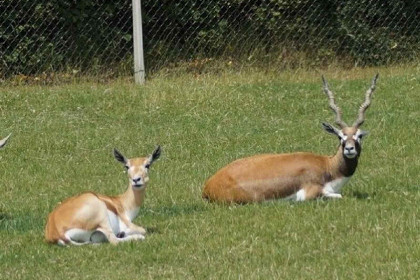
[0, 65, 419, 279]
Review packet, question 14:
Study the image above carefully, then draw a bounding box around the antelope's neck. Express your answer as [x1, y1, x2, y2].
[121, 184, 146, 213]
[329, 145, 359, 178]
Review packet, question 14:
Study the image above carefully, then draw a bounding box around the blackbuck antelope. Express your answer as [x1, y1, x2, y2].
[203, 75, 379, 203]
[0, 133, 11, 148]
[45, 146, 161, 245]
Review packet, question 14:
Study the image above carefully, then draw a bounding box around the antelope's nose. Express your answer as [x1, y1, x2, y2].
[133, 177, 142, 183]
[345, 146, 355, 152]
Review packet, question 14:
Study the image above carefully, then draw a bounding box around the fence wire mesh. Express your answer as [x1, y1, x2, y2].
[1, 0, 419, 81]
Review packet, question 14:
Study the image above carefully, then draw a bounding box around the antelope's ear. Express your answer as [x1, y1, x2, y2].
[0, 133, 11, 149]
[113, 148, 127, 164]
[322, 122, 340, 136]
[145, 145, 161, 168]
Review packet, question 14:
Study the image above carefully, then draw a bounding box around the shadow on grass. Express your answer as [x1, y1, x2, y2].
[0, 211, 14, 230]
[0, 212, 13, 224]
[141, 203, 207, 218]
[135, 204, 209, 236]
[0, 211, 44, 232]
[145, 226, 161, 234]
[349, 191, 376, 200]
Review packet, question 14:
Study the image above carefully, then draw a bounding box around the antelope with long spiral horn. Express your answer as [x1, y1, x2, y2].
[203, 75, 379, 203]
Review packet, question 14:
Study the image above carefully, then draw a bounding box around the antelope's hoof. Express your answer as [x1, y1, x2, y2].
[116, 232, 126, 238]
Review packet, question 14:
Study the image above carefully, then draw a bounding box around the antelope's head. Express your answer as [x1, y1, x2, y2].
[321, 74, 378, 159]
[114, 146, 161, 188]
[0, 134, 11, 149]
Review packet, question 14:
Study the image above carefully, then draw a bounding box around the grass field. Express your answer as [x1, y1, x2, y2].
[0, 65, 419, 279]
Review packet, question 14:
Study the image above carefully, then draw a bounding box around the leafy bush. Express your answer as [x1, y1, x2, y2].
[0, 0, 418, 77]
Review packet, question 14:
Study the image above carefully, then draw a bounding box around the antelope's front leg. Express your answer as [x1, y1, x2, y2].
[301, 184, 324, 201]
[116, 224, 146, 241]
[119, 215, 146, 236]
[322, 192, 343, 199]
[128, 223, 146, 235]
[96, 227, 144, 244]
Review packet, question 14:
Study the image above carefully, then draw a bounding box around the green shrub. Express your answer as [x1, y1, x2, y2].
[1, 0, 418, 77]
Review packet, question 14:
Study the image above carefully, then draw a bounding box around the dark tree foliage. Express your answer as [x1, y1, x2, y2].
[1, 0, 418, 77]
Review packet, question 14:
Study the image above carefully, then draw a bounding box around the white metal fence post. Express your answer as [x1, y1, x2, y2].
[132, 0, 145, 84]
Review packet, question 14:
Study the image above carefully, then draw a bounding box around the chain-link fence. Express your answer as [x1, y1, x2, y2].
[1, 0, 419, 81]
[0, 1, 133, 81]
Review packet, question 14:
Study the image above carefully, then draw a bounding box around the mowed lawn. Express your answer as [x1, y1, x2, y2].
[0, 66, 419, 279]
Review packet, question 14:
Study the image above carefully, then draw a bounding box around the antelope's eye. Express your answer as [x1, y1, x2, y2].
[124, 165, 129, 170]
[145, 164, 150, 169]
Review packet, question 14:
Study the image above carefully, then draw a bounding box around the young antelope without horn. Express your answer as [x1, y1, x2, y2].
[203, 75, 379, 203]
[45, 146, 161, 245]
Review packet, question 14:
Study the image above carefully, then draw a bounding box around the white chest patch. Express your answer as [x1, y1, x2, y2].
[107, 210, 121, 234]
[106, 208, 140, 235]
[106, 210, 129, 235]
[126, 208, 140, 222]
[323, 177, 351, 195]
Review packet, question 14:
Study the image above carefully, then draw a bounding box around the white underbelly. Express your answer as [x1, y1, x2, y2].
[63, 228, 109, 244]
[64, 228, 95, 243]
[62, 210, 128, 245]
